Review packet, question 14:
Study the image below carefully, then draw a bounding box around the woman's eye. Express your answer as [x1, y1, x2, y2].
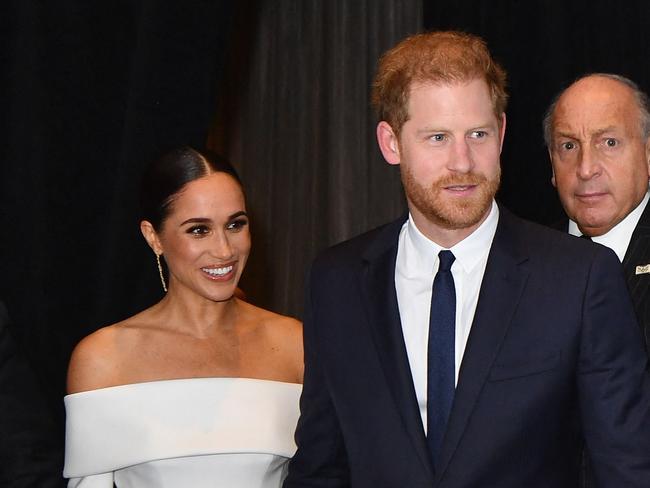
[187, 225, 210, 236]
[226, 219, 248, 232]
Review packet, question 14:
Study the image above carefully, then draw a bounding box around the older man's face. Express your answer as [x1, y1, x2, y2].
[549, 76, 650, 237]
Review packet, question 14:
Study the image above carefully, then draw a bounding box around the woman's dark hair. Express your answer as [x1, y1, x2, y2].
[140, 146, 243, 230]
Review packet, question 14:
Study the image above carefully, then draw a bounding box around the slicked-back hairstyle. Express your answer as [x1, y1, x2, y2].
[371, 30, 508, 136]
[543, 73, 650, 147]
[140, 146, 242, 231]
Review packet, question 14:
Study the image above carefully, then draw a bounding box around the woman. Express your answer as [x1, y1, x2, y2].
[64, 147, 303, 487]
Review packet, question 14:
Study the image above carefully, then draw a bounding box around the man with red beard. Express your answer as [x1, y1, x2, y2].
[285, 32, 650, 488]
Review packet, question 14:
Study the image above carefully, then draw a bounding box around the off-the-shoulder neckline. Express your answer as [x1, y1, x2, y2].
[65, 376, 302, 398]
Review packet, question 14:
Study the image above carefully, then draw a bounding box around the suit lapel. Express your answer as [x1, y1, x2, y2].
[359, 217, 435, 481]
[434, 208, 531, 482]
[622, 199, 650, 351]
[622, 198, 650, 278]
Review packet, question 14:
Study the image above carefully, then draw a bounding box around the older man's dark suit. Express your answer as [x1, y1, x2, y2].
[622, 201, 650, 355]
[285, 207, 650, 488]
[557, 202, 650, 358]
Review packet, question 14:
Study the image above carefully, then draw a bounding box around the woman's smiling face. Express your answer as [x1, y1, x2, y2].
[145, 171, 250, 302]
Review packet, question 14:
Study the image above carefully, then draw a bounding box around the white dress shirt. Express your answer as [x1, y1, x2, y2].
[395, 201, 499, 432]
[568, 191, 649, 262]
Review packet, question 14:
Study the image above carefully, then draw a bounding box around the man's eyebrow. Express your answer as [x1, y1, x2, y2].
[553, 130, 576, 140]
[416, 127, 446, 134]
[415, 123, 494, 135]
[592, 126, 619, 137]
[554, 126, 619, 139]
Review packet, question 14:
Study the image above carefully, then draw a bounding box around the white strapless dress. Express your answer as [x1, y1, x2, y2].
[64, 378, 302, 487]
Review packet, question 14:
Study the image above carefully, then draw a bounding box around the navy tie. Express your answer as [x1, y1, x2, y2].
[427, 250, 456, 467]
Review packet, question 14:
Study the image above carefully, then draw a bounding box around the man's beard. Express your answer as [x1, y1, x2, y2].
[401, 166, 501, 230]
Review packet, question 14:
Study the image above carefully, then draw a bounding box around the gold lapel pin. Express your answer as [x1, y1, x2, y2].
[635, 264, 650, 275]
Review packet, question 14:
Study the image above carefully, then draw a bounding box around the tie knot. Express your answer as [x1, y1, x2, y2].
[438, 250, 455, 272]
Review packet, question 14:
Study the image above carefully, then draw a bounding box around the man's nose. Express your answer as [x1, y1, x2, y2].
[448, 139, 473, 173]
[576, 146, 602, 180]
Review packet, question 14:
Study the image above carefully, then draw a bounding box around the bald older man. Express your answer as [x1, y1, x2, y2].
[544, 73, 650, 357]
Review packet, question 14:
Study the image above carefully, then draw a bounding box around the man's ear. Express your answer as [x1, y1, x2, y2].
[376, 121, 401, 165]
[645, 137, 650, 179]
[498, 113, 507, 153]
[549, 150, 557, 187]
[140, 220, 163, 255]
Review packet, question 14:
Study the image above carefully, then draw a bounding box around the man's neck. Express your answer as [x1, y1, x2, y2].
[408, 205, 492, 248]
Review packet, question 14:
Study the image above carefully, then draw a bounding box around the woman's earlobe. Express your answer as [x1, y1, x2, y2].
[140, 220, 163, 254]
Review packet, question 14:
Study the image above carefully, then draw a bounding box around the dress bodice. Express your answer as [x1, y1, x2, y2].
[64, 377, 302, 488]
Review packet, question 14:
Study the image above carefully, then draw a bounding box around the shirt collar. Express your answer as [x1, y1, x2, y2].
[568, 191, 649, 262]
[405, 200, 499, 273]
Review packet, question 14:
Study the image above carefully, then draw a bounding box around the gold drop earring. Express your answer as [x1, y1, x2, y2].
[156, 253, 167, 292]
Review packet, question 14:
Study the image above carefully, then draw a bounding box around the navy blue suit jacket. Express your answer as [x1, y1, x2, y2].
[555, 199, 650, 357]
[285, 207, 650, 487]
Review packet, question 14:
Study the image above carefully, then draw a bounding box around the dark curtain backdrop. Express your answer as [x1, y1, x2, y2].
[2, 0, 235, 466]
[3, 0, 650, 480]
[211, 0, 421, 317]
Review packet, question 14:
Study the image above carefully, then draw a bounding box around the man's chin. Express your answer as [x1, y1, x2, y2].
[420, 199, 493, 230]
[402, 168, 499, 232]
[571, 207, 620, 234]
[437, 210, 490, 230]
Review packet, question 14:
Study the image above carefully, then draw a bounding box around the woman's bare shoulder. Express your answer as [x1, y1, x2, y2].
[240, 300, 302, 336]
[66, 312, 151, 394]
[239, 300, 304, 382]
